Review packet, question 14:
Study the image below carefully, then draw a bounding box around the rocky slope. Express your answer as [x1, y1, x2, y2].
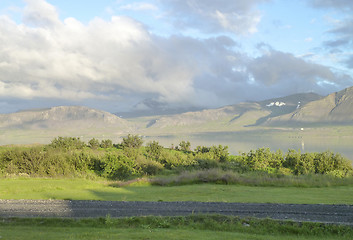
[265, 86, 353, 125]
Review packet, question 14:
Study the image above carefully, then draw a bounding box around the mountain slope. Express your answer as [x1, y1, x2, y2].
[0, 106, 129, 130]
[265, 86, 353, 125]
[144, 92, 322, 132]
[145, 102, 267, 130]
[254, 92, 322, 125]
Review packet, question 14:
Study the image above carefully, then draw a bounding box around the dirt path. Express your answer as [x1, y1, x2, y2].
[0, 200, 352, 225]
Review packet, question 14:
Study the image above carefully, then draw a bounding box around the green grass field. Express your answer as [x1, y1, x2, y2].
[1, 226, 348, 240]
[1, 216, 352, 240]
[1, 178, 352, 239]
[1, 178, 353, 204]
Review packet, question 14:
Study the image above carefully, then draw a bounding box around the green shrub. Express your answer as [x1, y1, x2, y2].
[102, 153, 137, 180]
[243, 148, 278, 171]
[145, 141, 163, 161]
[210, 145, 229, 162]
[194, 158, 220, 170]
[1, 137, 352, 180]
[283, 149, 301, 174]
[48, 137, 85, 150]
[178, 141, 191, 152]
[88, 138, 100, 149]
[158, 150, 195, 169]
[298, 153, 315, 175]
[100, 139, 113, 148]
[135, 158, 164, 175]
[121, 134, 143, 149]
[194, 146, 211, 154]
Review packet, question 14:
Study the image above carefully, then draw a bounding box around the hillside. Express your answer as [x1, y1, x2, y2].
[142, 92, 322, 132]
[265, 86, 353, 125]
[144, 102, 267, 130]
[0, 106, 130, 130]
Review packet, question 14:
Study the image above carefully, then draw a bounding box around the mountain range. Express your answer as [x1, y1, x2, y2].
[1, 86, 353, 144]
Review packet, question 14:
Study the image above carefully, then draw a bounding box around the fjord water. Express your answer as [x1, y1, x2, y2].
[145, 131, 353, 162]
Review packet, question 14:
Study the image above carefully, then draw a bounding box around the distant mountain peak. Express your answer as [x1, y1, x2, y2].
[264, 86, 353, 125]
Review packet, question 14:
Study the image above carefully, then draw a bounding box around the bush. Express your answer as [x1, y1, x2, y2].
[88, 138, 100, 149]
[48, 137, 85, 150]
[100, 139, 113, 149]
[243, 148, 279, 171]
[121, 134, 143, 149]
[283, 149, 301, 174]
[145, 141, 163, 161]
[158, 149, 195, 169]
[178, 141, 191, 152]
[102, 153, 137, 180]
[194, 146, 211, 154]
[194, 158, 220, 170]
[136, 158, 164, 175]
[1, 137, 352, 180]
[210, 145, 229, 162]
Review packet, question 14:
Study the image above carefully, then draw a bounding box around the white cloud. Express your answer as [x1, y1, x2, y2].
[23, 0, 61, 27]
[309, 0, 353, 11]
[308, 0, 353, 68]
[0, 1, 202, 108]
[160, 0, 269, 35]
[119, 2, 158, 11]
[0, 0, 351, 113]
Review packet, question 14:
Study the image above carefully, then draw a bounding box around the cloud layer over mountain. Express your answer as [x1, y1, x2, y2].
[0, 0, 352, 113]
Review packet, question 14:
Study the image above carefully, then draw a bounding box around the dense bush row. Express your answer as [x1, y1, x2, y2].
[0, 136, 352, 179]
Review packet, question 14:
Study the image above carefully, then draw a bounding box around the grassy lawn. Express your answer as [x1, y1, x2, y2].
[1, 178, 353, 204]
[0, 216, 352, 240]
[1, 226, 349, 240]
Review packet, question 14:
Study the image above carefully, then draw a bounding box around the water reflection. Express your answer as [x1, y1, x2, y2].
[144, 132, 353, 162]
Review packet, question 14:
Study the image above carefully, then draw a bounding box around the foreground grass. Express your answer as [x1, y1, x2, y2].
[1, 178, 353, 204]
[0, 216, 352, 240]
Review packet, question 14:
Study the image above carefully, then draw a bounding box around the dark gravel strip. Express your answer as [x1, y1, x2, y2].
[0, 200, 352, 225]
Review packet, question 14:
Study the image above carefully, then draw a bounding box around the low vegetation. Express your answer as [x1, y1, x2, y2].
[2, 178, 352, 204]
[0, 135, 352, 187]
[1, 136, 353, 239]
[1, 215, 352, 240]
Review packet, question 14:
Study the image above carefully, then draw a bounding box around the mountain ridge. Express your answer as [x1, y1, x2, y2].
[1, 87, 353, 135]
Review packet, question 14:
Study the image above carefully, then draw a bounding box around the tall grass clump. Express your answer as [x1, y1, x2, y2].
[151, 169, 353, 187]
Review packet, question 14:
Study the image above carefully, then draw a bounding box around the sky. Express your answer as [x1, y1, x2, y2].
[0, 0, 352, 114]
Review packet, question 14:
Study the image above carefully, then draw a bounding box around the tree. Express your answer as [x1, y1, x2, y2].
[121, 134, 143, 149]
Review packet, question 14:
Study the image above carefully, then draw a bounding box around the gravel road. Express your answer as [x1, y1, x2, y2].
[0, 200, 352, 225]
